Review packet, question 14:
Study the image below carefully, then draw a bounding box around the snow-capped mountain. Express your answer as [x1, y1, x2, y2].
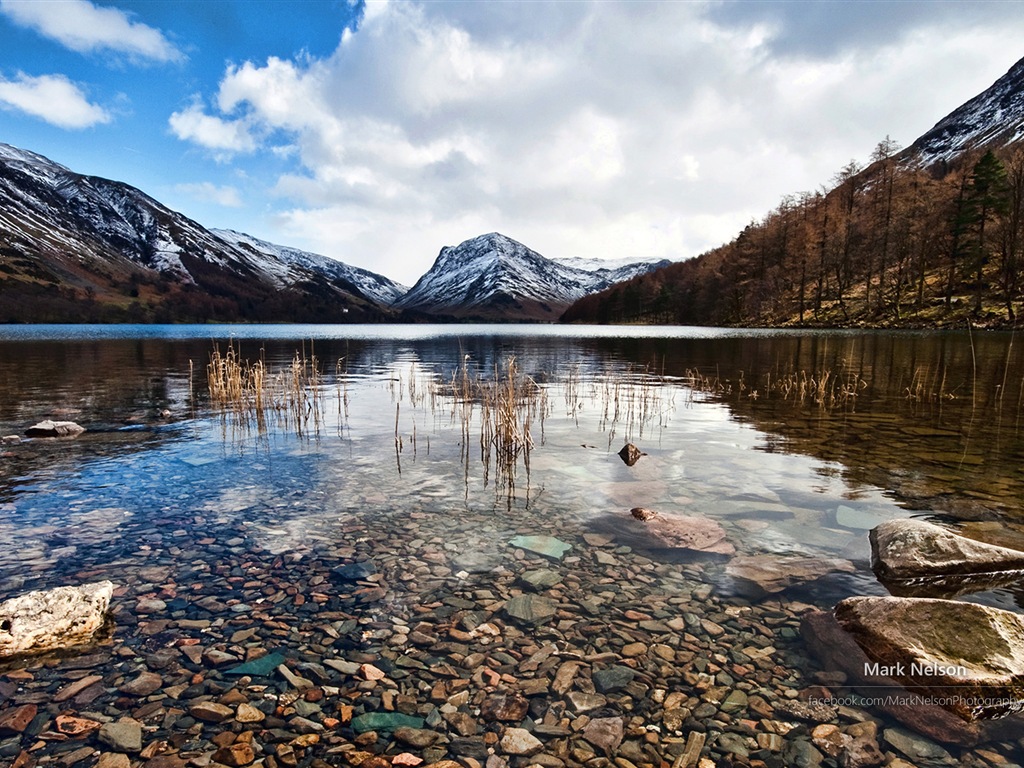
[908, 56, 1024, 168]
[0, 142, 396, 322]
[212, 229, 407, 307]
[397, 232, 670, 321]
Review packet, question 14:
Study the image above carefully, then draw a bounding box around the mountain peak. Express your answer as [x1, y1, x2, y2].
[396, 232, 670, 321]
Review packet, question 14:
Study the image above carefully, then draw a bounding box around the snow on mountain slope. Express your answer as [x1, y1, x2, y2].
[909, 56, 1024, 168]
[397, 232, 670, 320]
[0, 141, 392, 321]
[212, 229, 407, 306]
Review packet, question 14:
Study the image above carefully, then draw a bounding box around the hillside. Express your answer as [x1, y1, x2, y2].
[0, 143, 396, 323]
[563, 56, 1024, 329]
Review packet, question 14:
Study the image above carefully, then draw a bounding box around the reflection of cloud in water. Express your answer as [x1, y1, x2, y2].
[250, 519, 333, 556]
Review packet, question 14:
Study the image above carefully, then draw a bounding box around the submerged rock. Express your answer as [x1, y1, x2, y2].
[0, 581, 113, 658]
[724, 554, 854, 598]
[636, 513, 735, 555]
[332, 561, 377, 580]
[870, 519, 1024, 589]
[508, 535, 571, 561]
[836, 596, 1024, 721]
[24, 420, 85, 437]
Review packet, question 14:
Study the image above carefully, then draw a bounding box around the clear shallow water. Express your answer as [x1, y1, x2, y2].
[1, 324, 1023, 598]
[2, 324, 1024, 761]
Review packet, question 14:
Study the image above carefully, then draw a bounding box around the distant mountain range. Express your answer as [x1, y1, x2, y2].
[0, 141, 668, 323]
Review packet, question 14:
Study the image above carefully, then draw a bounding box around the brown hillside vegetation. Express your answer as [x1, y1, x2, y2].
[562, 141, 1024, 328]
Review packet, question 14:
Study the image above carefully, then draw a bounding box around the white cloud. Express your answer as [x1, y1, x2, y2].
[172, 1, 1024, 284]
[0, 72, 111, 129]
[176, 182, 243, 208]
[168, 102, 258, 154]
[0, 0, 183, 63]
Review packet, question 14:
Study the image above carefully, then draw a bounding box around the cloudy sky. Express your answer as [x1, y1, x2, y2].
[2, 0, 1023, 285]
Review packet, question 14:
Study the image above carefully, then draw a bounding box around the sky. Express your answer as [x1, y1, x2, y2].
[2, 1, 1024, 286]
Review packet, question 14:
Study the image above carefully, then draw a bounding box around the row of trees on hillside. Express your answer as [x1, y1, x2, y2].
[563, 142, 1024, 327]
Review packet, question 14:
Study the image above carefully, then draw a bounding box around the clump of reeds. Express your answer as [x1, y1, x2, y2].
[682, 366, 868, 411]
[206, 341, 324, 436]
[424, 355, 547, 497]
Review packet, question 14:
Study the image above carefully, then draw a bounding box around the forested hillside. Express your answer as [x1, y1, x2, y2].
[562, 142, 1024, 328]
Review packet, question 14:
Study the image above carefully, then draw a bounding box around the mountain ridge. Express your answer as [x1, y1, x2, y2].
[396, 232, 670, 321]
[0, 142, 665, 323]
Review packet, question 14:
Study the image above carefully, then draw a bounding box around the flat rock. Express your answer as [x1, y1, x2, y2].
[592, 665, 635, 693]
[567, 691, 607, 714]
[332, 561, 377, 580]
[503, 594, 557, 624]
[480, 692, 528, 722]
[189, 702, 234, 723]
[516, 569, 562, 591]
[582, 716, 623, 753]
[499, 727, 543, 756]
[224, 651, 287, 677]
[508, 535, 571, 561]
[0, 581, 113, 658]
[0, 704, 37, 735]
[213, 742, 256, 767]
[724, 554, 854, 598]
[98, 720, 142, 753]
[119, 671, 163, 696]
[393, 727, 441, 748]
[836, 596, 1024, 721]
[870, 518, 1024, 595]
[351, 712, 424, 734]
[632, 513, 735, 555]
[25, 420, 85, 437]
[235, 703, 265, 723]
[883, 726, 952, 763]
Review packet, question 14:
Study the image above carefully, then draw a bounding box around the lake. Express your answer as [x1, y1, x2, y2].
[0, 323, 1022, 764]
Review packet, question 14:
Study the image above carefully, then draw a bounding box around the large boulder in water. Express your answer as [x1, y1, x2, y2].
[0, 581, 114, 658]
[801, 609, 994, 746]
[870, 519, 1024, 596]
[835, 595, 1024, 722]
[24, 420, 85, 438]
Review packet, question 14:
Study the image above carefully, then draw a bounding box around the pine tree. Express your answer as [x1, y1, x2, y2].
[964, 150, 1010, 314]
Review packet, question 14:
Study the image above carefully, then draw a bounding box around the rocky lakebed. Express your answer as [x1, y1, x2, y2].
[1, 477, 1023, 768]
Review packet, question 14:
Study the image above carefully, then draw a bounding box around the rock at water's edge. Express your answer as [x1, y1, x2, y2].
[835, 596, 1024, 721]
[25, 420, 85, 438]
[801, 609, 990, 746]
[0, 581, 114, 658]
[871, 518, 1024, 583]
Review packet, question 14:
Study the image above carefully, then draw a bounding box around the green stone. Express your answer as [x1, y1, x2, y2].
[223, 651, 287, 677]
[509, 535, 572, 560]
[351, 712, 425, 734]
